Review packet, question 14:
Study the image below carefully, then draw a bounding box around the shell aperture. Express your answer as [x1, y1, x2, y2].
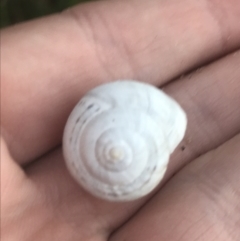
[63, 80, 187, 201]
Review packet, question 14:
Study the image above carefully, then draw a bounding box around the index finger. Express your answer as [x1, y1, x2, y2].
[1, 0, 240, 164]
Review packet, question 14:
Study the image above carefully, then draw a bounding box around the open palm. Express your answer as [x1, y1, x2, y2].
[1, 0, 240, 240]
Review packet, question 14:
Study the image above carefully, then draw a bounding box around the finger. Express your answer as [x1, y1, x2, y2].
[110, 133, 240, 241]
[162, 49, 240, 178]
[24, 50, 240, 239]
[1, 137, 28, 203]
[2, 0, 240, 164]
[1, 137, 41, 241]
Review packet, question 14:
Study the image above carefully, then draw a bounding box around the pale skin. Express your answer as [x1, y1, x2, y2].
[1, 0, 240, 240]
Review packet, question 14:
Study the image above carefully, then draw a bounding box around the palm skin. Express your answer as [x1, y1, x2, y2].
[1, 0, 240, 240]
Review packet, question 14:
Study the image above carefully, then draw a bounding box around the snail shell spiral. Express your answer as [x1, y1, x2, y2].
[63, 80, 187, 201]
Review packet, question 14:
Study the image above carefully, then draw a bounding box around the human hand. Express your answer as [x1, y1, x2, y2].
[1, 0, 240, 240]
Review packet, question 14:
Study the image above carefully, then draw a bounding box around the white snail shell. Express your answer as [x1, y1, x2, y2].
[63, 80, 187, 202]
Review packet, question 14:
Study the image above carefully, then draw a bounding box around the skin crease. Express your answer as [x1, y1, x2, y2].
[1, 0, 240, 241]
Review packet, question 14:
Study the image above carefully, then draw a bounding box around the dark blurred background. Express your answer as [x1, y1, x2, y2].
[0, 0, 92, 28]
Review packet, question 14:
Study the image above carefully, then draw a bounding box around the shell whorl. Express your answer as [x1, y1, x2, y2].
[63, 80, 187, 201]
